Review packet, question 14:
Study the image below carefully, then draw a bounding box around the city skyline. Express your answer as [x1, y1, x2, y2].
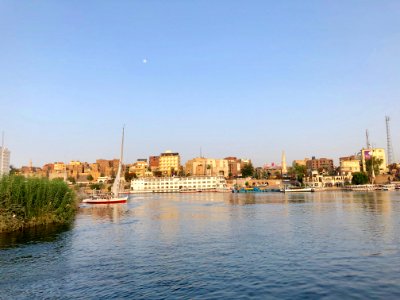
[1, 1, 399, 167]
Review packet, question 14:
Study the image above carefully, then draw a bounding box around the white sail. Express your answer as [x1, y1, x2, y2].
[112, 126, 125, 197]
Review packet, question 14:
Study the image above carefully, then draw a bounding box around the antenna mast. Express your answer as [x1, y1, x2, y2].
[386, 116, 394, 165]
[366, 129, 371, 149]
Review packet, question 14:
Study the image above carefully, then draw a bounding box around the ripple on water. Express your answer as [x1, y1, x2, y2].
[1, 192, 400, 299]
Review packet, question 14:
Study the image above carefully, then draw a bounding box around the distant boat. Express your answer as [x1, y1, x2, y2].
[382, 184, 395, 191]
[345, 184, 376, 191]
[83, 127, 128, 204]
[281, 186, 314, 193]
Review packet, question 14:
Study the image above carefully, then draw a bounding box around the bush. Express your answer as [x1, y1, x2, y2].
[351, 172, 369, 185]
[0, 175, 77, 232]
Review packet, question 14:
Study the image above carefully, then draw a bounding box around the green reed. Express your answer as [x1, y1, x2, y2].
[0, 175, 77, 232]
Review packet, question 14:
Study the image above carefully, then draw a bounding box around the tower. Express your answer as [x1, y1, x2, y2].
[0, 132, 10, 176]
[281, 151, 287, 175]
[366, 129, 371, 149]
[385, 116, 394, 165]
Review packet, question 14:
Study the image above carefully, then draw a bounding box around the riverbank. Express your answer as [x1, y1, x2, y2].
[0, 175, 78, 233]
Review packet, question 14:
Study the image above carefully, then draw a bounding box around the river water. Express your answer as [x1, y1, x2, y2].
[1, 191, 400, 299]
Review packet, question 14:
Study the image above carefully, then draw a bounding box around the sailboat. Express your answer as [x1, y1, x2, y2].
[82, 127, 128, 204]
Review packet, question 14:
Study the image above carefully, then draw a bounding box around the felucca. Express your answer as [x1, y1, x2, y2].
[83, 127, 128, 204]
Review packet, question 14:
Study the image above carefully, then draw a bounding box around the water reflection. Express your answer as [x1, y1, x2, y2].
[0, 223, 72, 249]
[79, 203, 129, 223]
[2, 191, 400, 299]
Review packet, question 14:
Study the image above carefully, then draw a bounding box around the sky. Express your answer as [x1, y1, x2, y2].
[0, 0, 399, 167]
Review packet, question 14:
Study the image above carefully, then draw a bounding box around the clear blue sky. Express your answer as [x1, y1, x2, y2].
[1, 1, 399, 167]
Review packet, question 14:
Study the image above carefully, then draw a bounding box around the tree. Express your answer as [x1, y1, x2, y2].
[351, 172, 369, 185]
[153, 171, 162, 177]
[365, 158, 383, 176]
[388, 163, 399, 174]
[90, 183, 104, 190]
[67, 176, 76, 184]
[124, 171, 136, 182]
[288, 164, 307, 183]
[86, 174, 94, 181]
[241, 163, 255, 178]
[9, 165, 18, 175]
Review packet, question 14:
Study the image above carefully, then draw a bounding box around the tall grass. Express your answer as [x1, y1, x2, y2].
[0, 175, 77, 232]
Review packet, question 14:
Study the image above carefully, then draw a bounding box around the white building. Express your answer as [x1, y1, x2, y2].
[304, 171, 352, 188]
[0, 146, 10, 176]
[131, 176, 227, 193]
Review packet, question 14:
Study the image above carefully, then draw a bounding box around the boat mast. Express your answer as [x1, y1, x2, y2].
[112, 126, 125, 196]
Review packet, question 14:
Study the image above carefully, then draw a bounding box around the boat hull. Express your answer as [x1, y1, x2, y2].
[281, 188, 314, 193]
[82, 197, 128, 204]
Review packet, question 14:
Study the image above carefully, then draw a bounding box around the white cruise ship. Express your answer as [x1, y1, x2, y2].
[130, 176, 228, 193]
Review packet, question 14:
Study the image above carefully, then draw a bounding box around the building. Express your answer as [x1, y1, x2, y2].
[149, 156, 160, 171]
[0, 146, 10, 176]
[361, 148, 387, 174]
[49, 162, 67, 181]
[185, 157, 229, 178]
[129, 159, 151, 178]
[96, 159, 119, 177]
[130, 176, 227, 193]
[339, 156, 361, 175]
[66, 161, 85, 179]
[292, 159, 310, 167]
[304, 171, 352, 188]
[263, 164, 282, 179]
[159, 150, 180, 176]
[306, 157, 334, 174]
[20, 160, 43, 178]
[224, 157, 243, 178]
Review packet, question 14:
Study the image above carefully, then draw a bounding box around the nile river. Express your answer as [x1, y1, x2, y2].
[1, 191, 400, 299]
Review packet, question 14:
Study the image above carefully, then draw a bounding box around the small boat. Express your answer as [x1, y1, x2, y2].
[82, 191, 128, 204]
[82, 127, 128, 204]
[281, 186, 314, 193]
[179, 189, 201, 193]
[345, 184, 376, 191]
[382, 184, 396, 191]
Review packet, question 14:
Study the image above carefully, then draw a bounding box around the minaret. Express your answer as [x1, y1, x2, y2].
[281, 151, 287, 175]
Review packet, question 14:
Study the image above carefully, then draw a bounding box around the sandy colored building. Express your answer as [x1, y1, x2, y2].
[49, 162, 67, 181]
[361, 148, 387, 174]
[129, 159, 151, 178]
[185, 157, 229, 178]
[339, 156, 361, 175]
[292, 158, 310, 167]
[159, 150, 180, 176]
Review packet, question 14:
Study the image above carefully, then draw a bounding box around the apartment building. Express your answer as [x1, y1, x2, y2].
[0, 146, 10, 176]
[306, 157, 334, 174]
[339, 155, 361, 175]
[185, 157, 229, 178]
[361, 148, 387, 174]
[159, 150, 180, 176]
